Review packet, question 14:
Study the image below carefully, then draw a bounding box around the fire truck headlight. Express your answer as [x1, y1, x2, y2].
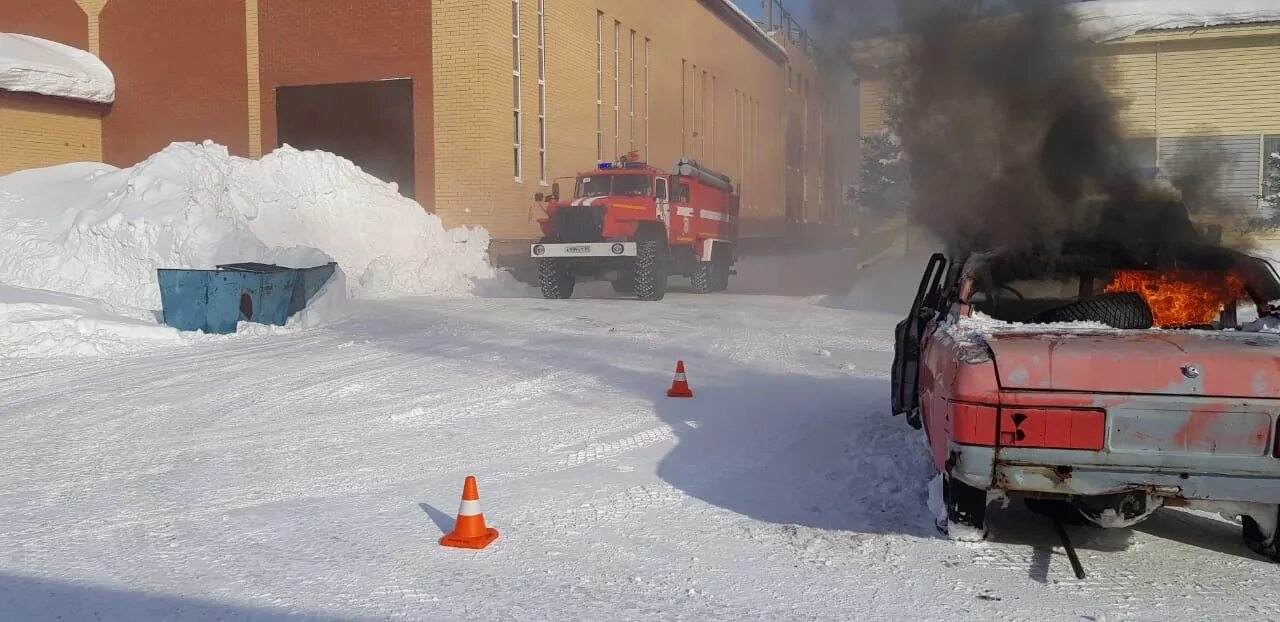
[611, 243, 625, 255]
[533, 244, 546, 256]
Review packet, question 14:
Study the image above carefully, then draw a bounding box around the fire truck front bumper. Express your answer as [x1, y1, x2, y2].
[531, 242, 637, 258]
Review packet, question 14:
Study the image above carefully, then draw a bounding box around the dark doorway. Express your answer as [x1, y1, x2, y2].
[276, 79, 415, 198]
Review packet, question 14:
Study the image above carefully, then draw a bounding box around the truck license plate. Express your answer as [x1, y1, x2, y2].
[565, 245, 591, 254]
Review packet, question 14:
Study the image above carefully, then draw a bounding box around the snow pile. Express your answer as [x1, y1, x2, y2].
[1073, 1, 1280, 42]
[0, 33, 114, 103]
[0, 141, 505, 316]
[835, 248, 936, 314]
[0, 284, 184, 358]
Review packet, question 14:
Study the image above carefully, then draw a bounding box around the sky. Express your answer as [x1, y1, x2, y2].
[737, 0, 813, 27]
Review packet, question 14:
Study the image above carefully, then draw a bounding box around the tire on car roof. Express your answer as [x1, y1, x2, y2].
[1031, 291, 1154, 329]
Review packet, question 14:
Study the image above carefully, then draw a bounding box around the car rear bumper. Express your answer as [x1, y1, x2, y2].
[948, 444, 1280, 504]
[531, 242, 637, 258]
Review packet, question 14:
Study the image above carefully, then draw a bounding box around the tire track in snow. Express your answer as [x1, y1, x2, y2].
[555, 426, 676, 468]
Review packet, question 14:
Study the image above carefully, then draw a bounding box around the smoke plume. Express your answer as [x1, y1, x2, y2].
[843, 1, 1249, 257]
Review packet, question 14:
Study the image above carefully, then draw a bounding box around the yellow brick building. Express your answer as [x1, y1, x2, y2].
[854, 20, 1280, 213]
[0, 92, 104, 175]
[433, 0, 848, 245]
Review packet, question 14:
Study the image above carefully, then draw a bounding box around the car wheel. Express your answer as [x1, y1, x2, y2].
[942, 474, 988, 542]
[1243, 507, 1280, 562]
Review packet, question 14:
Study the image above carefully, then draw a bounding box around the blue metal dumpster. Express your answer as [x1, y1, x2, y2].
[157, 262, 337, 334]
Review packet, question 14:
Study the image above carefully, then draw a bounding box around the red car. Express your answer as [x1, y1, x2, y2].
[891, 207, 1280, 557]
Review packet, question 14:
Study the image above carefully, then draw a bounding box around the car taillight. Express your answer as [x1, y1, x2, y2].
[998, 408, 1106, 451]
[951, 403, 998, 446]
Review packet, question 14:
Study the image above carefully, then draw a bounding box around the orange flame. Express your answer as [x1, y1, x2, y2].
[1104, 270, 1245, 328]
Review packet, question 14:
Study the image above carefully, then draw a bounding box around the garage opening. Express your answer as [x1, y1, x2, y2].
[276, 78, 415, 199]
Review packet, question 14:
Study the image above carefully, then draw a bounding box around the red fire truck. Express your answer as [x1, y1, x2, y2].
[531, 153, 739, 301]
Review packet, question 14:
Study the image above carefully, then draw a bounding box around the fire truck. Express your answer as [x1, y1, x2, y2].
[530, 153, 739, 301]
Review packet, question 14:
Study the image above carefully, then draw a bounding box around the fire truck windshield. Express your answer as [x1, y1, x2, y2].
[575, 174, 652, 198]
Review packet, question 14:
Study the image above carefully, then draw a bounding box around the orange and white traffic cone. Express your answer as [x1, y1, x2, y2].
[667, 360, 694, 398]
[440, 475, 500, 549]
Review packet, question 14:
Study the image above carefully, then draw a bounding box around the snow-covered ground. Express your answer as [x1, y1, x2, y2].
[5, 282, 1280, 621]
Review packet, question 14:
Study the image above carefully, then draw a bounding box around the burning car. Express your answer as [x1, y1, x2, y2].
[890, 201, 1280, 557]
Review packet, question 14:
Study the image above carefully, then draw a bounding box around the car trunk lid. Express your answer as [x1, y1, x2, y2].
[986, 331, 1280, 398]
[988, 331, 1280, 457]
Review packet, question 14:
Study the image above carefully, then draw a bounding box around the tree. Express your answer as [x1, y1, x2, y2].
[854, 129, 911, 219]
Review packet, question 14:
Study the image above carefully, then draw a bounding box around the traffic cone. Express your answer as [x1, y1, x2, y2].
[667, 360, 694, 398]
[440, 475, 499, 549]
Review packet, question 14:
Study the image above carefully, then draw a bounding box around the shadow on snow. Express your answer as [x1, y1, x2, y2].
[0, 572, 351, 622]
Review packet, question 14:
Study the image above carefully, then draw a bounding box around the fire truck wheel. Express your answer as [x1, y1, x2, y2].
[691, 261, 714, 294]
[1242, 507, 1280, 562]
[538, 258, 575, 299]
[633, 240, 668, 301]
[711, 250, 731, 292]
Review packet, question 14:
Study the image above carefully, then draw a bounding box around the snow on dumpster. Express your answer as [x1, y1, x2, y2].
[0, 32, 114, 103]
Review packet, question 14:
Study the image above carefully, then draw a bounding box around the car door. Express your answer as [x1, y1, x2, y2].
[890, 253, 948, 428]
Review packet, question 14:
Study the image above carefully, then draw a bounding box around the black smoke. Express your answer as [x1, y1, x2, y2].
[839, 1, 1245, 257]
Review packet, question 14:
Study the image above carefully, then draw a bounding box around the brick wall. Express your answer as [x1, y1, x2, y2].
[259, 0, 435, 210]
[0, 0, 89, 50]
[99, 0, 249, 167]
[432, 0, 508, 231]
[0, 91, 104, 175]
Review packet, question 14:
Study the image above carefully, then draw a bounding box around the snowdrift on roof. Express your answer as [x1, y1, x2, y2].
[0, 32, 114, 103]
[0, 141, 505, 314]
[1073, 0, 1280, 42]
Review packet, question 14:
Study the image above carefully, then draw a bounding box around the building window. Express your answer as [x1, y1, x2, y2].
[681, 59, 687, 154]
[1265, 135, 1280, 206]
[628, 29, 636, 151]
[700, 70, 708, 159]
[691, 65, 699, 158]
[613, 20, 621, 160]
[537, 0, 547, 183]
[710, 74, 716, 165]
[1123, 137, 1158, 179]
[644, 38, 650, 159]
[736, 90, 744, 194]
[596, 12, 604, 162]
[512, 0, 522, 181]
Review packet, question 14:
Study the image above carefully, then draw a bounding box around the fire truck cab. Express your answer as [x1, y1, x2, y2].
[531, 153, 738, 300]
